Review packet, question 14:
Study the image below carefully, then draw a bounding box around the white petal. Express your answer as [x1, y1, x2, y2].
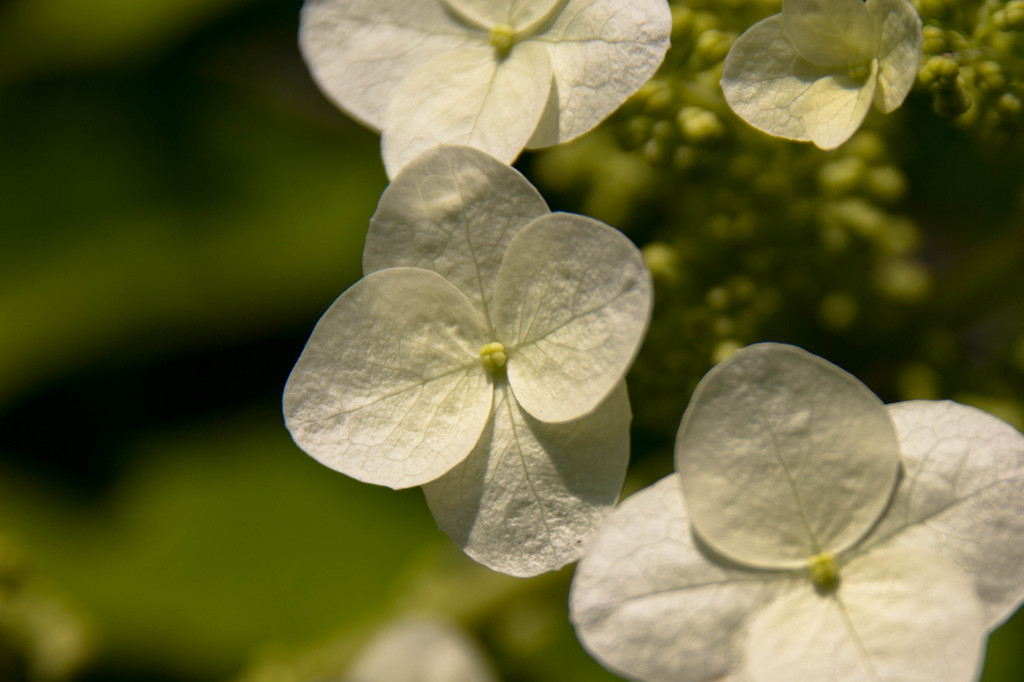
[363, 146, 550, 327]
[525, 0, 672, 148]
[782, 0, 877, 67]
[722, 17, 877, 150]
[860, 400, 1024, 629]
[745, 547, 987, 682]
[676, 343, 901, 569]
[493, 213, 653, 423]
[299, 0, 485, 130]
[867, 0, 924, 113]
[797, 60, 878, 149]
[570, 474, 789, 682]
[424, 382, 631, 577]
[346, 618, 498, 682]
[381, 43, 553, 178]
[441, 0, 565, 34]
[283, 268, 493, 490]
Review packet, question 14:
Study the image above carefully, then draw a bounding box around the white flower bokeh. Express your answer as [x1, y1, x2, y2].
[344, 618, 497, 682]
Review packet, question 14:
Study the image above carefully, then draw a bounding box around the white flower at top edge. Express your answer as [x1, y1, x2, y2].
[283, 145, 653, 576]
[722, 0, 923, 149]
[299, 0, 672, 176]
[571, 342, 1024, 682]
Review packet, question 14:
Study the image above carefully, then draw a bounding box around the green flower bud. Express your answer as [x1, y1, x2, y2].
[975, 60, 1006, 92]
[874, 259, 932, 302]
[994, 0, 1024, 31]
[866, 165, 907, 203]
[671, 6, 695, 39]
[933, 78, 972, 117]
[845, 131, 887, 162]
[817, 158, 866, 195]
[821, 198, 887, 238]
[635, 79, 674, 113]
[692, 11, 720, 35]
[695, 29, 733, 65]
[919, 55, 960, 87]
[677, 106, 725, 144]
[922, 25, 946, 54]
[997, 92, 1022, 116]
[643, 242, 681, 285]
[711, 339, 742, 365]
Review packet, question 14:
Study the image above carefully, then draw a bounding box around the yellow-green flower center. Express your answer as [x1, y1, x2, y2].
[489, 24, 516, 54]
[480, 342, 507, 372]
[808, 551, 840, 594]
[847, 59, 873, 82]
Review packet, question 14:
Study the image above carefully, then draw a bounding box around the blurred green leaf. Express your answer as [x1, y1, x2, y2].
[0, 412, 438, 679]
[0, 73, 386, 408]
[0, 0, 256, 82]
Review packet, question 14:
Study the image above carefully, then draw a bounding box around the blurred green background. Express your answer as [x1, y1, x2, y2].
[1, 0, 1023, 680]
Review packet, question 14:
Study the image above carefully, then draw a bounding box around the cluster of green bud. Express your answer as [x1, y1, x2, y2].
[992, 0, 1024, 30]
[919, 54, 972, 116]
[916, 0, 1024, 142]
[530, 0, 1024, 442]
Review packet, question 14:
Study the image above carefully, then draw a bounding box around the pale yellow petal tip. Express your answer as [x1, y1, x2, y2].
[480, 341, 507, 372]
[808, 551, 840, 593]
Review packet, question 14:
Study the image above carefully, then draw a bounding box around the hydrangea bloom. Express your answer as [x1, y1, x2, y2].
[283, 145, 653, 576]
[571, 343, 1024, 682]
[299, 0, 672, 176]
[722, 0, 923, 149]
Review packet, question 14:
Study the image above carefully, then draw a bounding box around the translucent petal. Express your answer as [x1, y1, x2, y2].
[424, 382, 630, 577]
[860, 400, 1024, 629]
[299, 0, 485, 130]
[722, 17, 877, 150]
[675, 343, 901, 569]
[570, 474, 790, 682]
[525, 0, 671, 147]
[441, 0, 565, 35]
[283, 268, 493, 490]
[745, 547, 987, 682]
[493, 213, 653, 423]
[796, 60, 878, 150]
[363, 146, 549, 328]
[346, 618, 498, 682]
[381, 43, 552, 178]
[782, 0, 876, 67]
[868, 0, 924, 113]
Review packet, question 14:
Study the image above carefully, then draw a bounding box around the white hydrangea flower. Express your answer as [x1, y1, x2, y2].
[284, 145, 653, 576]
[721, 0, 923, 149]
[571, 343, 1024, 682]
[299, 0, 672, 176]
[344, 618, 497, 682]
